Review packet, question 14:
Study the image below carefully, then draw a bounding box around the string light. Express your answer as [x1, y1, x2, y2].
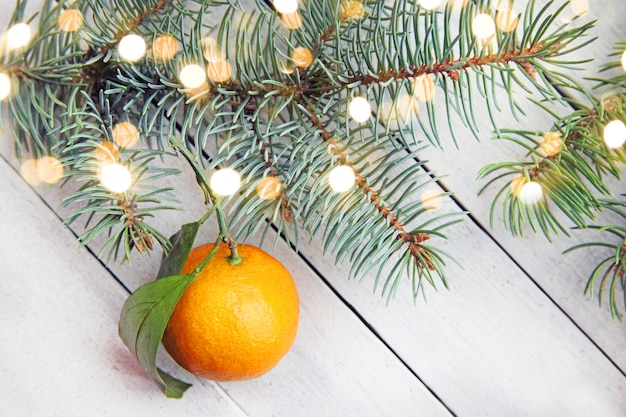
[518, 181, 543, 205]
[570, 0, 589, 17]
[113, 121, 139, 148]
[179, 64, 206, 89]
[328, 165, 355, 193]
[207, 60, 232, 83]
[418, 0, 443, 10]
[118, 34, 146, 62]
[99, 163, 132, 193]
[396, 94, 419, 124]
[281, 11, 302, 29]
[0, 73, 10, 101]
[58, 9, 83, 32]
[273, 0, 298, 14]
[257, 177, 282, 200]
[291, 46, 313, 68]
[210, 168, 241, 196]
[152, 34, 178, 61]
[472, 14, 496, 40]
[510, 175, 525, 197]
[349, 96, 371, 123]
[540, 131, 562, 157]
[279, 60, 295, 74]
[6, 23, 31, 49]
[603, 120, 626, 149]
[93, 142, 120, 165]
[621, 50, 626, 72]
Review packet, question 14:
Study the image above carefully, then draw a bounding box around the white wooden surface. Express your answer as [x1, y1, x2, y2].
[1, 1, 626, 416]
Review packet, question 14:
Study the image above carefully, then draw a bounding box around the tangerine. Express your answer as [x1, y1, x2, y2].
[162, 243, 299, 381]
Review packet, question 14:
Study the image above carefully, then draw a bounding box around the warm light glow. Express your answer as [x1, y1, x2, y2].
[349, 97, 371, 123]
[510, 175, 525, 197]
[152, 34, 178, 61]
[472, 14, 496, 40]
[179, 64, 206, 89]
[418, 0, 443, 10]
[570, 0, 589, 17]
[279, 60, 295, 74]
[281, 11, 303, 29]
[396, 94, 419, 123]
[518, 181, 543, 205]
[207, 60, 232, 83]
[210, 168, 241, 196]
[621, 50, 626, 72]
[257, 177, 282, 200]
[540, 131, 562, 157]
[413, 74, 435, 102]
[20, 159, 41, 186]
[328, 165, 356, 193]
[421, 189, 442, 210]
[496, 8, 519, 32]
[118, 34, 146, 62]
[291, 46, 313, 68]
[273, 0, 298, 14]
[201, 37, 224, 63]
[6, 23, 31, 49]
[0, 73, 10, 101]
[341, 1, 365, 20]
[603, 120, 626, 149]
[99, 163, 132, 193]
[93, 142, 120, 164]
[58, 9, 83, 32]
[37, 156, 64, 184]
[113, 121, 139, 148]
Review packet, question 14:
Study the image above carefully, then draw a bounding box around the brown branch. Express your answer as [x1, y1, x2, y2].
[303, 103, 435, 271]
[343, 44, 556, 86]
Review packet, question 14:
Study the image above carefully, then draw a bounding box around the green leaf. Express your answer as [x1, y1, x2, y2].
[156, 222, 201, 279]
[119, 273, 196, 398]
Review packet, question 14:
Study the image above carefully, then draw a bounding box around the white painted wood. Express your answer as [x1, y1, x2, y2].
[0, 0, 625, 416]
[0, 140, 452, 415]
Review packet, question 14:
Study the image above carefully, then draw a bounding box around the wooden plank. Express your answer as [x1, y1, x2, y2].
[0, 142, 453, 414]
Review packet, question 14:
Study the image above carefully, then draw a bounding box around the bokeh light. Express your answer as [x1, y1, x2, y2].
[540, 131, 562, 157]
[291, 46, 313, 68]
[281, 11, 303, 29]
[510, 175, 525, 197]
[621, 50, 626, 72]
[496, 8, 519, 32]
[328, 165, 356, 193]
[518, 181, 543, 205]
[152, 34, 178, 61]
[341, 1, 365, 20]
[413, 74, 435, 102]
[273, 0, 298, 14]
[113, 122, 139, 148]
[37, 156, 64, 184]
[93, 142, 120, 165]
[20, 159, 41, 186]
[257, 177, 282, 200]
[472, 14, 496, 40]
[421, 189, 442, 210]
[179, 64, 206, 89]
[603, 120, 626, 149]
[207, 60, 232, 83]
[210, 168, 241, 196]
[570, 0, 589, 17]
[99, 163, 132, 193]
[201, 37, 224, 63]
[58, 9, 83, 32]
[418, 0, 443, 10]
[118, 34, 146, 62]
[6, 23, 31, 49]
[349, 96, 371, 123]
[0, 73, 10, 101]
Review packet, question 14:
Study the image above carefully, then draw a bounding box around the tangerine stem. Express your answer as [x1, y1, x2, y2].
[192, 237, 222, 275]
